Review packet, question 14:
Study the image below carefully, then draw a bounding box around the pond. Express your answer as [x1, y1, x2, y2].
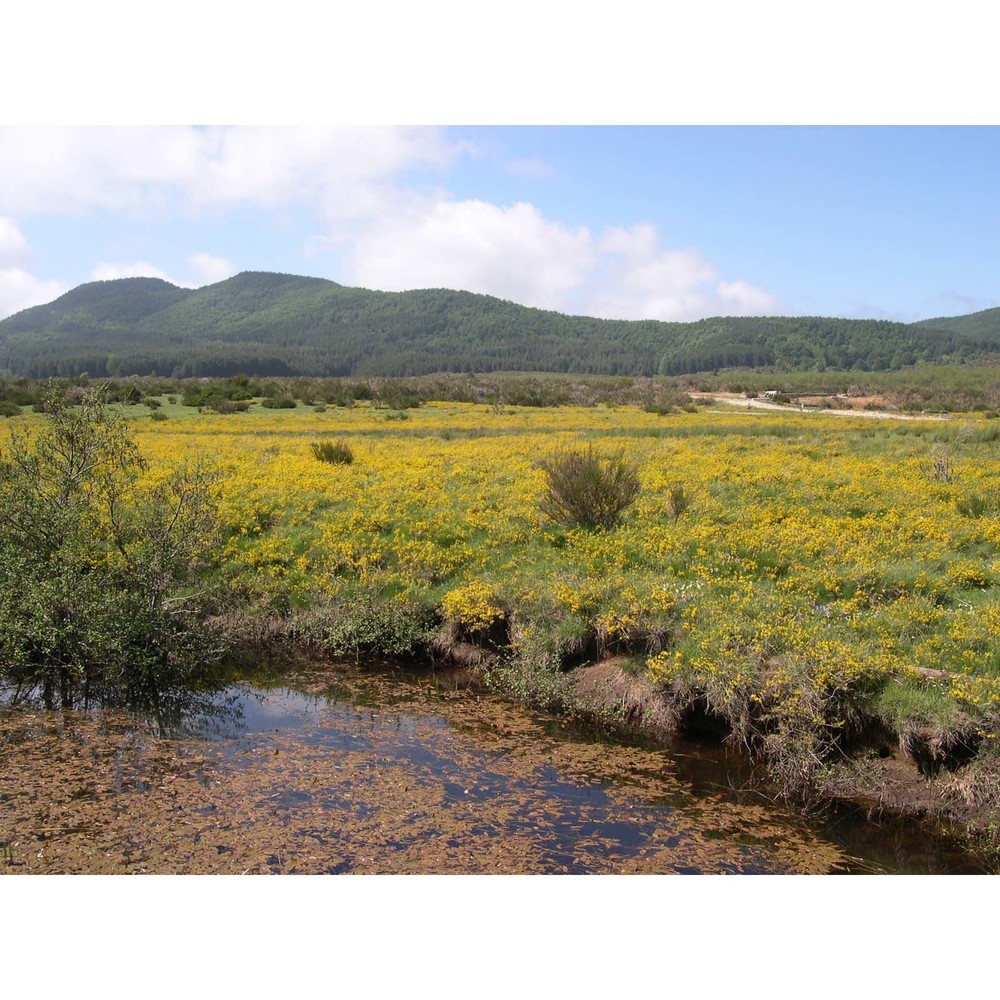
[0, 660, 986, 874]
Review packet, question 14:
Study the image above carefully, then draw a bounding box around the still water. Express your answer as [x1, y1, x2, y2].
[0, 661, 986, 874]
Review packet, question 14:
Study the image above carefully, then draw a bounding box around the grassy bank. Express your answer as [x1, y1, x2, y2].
[5, 394, 1000, 846]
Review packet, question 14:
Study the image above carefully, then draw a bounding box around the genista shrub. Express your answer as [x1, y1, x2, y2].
[310, 440, 353, 464]
[539, 445, 640, 530]
[110, 400, 1000, 745]
[667, 483, 693, 521]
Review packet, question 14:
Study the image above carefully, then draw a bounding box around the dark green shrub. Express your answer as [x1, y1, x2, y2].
[289, 589, 436, 658]
[0, 401, 21, 418]
[204, 397, 250, 414]
[377, 388, 421, 410]
[310, 440, 353, 464]
[667, 483, 693, 521]
[261, 396, 297, 409]
[0, 386, 222, 692]
[539, 445, 640, 530]
[956, 492, 989, 518]
[325, 394, 355, 408]
[5, 387, 37, 406]
[150, 410, 169, 422]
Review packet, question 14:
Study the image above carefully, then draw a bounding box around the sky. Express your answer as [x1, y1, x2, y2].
[2, 2, 997, 332]
[2, 125, 998, 326]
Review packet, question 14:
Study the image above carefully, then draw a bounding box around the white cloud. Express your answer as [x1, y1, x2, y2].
[0, 126, 456, 219]
[716, 279, 779, 315]
[0, 217, 32, 267]
[91, 261, 173, 283]
[187, 252, 237, 286]
[91, 254, 238, 289]
[347, 199, 594, 310]
[191, 127, 454, 219]
[0, 268, 67, 320]
[582, 222, 778, 321]
[0, 218, 65, 318]
[347, 208, 776, 320]
[0, 248, 234, 320]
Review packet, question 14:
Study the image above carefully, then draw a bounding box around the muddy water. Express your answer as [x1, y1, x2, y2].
[0, 661, 986, 874]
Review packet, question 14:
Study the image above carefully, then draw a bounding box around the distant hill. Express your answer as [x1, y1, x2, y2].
[0, 271, 996, 379]
[913, 306, 1000, 343]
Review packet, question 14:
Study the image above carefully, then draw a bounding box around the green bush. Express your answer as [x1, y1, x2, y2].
[204, 397, 250, 414]
[667, 483, 693, 521]
[0, 386, 222, 694]
[261, 396, 297, 409]
[0, 401, 21, 418]
[376, 389, 421, 410]
[957, 492, 989, 518]
[289, 589, 436, 658]
[310, 440, 353, 464]
[539, 445, 640, 530]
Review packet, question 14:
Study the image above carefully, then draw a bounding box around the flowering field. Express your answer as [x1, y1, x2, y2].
[137, 399, 999, 709]
[14, 394, 999, 798]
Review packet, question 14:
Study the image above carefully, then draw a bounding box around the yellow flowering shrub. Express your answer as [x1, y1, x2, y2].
[441, 580, 506, 633]
[7, 395, 992, 728]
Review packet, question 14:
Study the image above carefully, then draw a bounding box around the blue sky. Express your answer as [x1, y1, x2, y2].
[1, 125, 998, 325]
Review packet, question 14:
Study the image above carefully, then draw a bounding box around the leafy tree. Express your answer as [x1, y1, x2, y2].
[0, 385, 222, 701]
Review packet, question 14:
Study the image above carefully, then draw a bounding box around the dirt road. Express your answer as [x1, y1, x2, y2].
[688, 392, 950, 421]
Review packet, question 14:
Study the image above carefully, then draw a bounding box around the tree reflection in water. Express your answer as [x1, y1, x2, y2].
[0, 665, 249, 740]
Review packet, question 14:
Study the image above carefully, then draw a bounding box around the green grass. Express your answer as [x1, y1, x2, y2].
[870, 678, 963, 731]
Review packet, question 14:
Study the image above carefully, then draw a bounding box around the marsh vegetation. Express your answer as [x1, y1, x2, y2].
[3, 378, 1000, 868]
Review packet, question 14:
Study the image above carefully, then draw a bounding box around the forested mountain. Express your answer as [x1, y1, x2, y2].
[1, 271, 996, 378]
[913, 307, 1000, 343]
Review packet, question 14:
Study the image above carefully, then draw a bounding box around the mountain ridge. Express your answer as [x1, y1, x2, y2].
[1, 271, 997, 379]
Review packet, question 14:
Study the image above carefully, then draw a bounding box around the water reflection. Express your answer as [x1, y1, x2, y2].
[0, 660, 988, 874]
[1, 676, 248, 741]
